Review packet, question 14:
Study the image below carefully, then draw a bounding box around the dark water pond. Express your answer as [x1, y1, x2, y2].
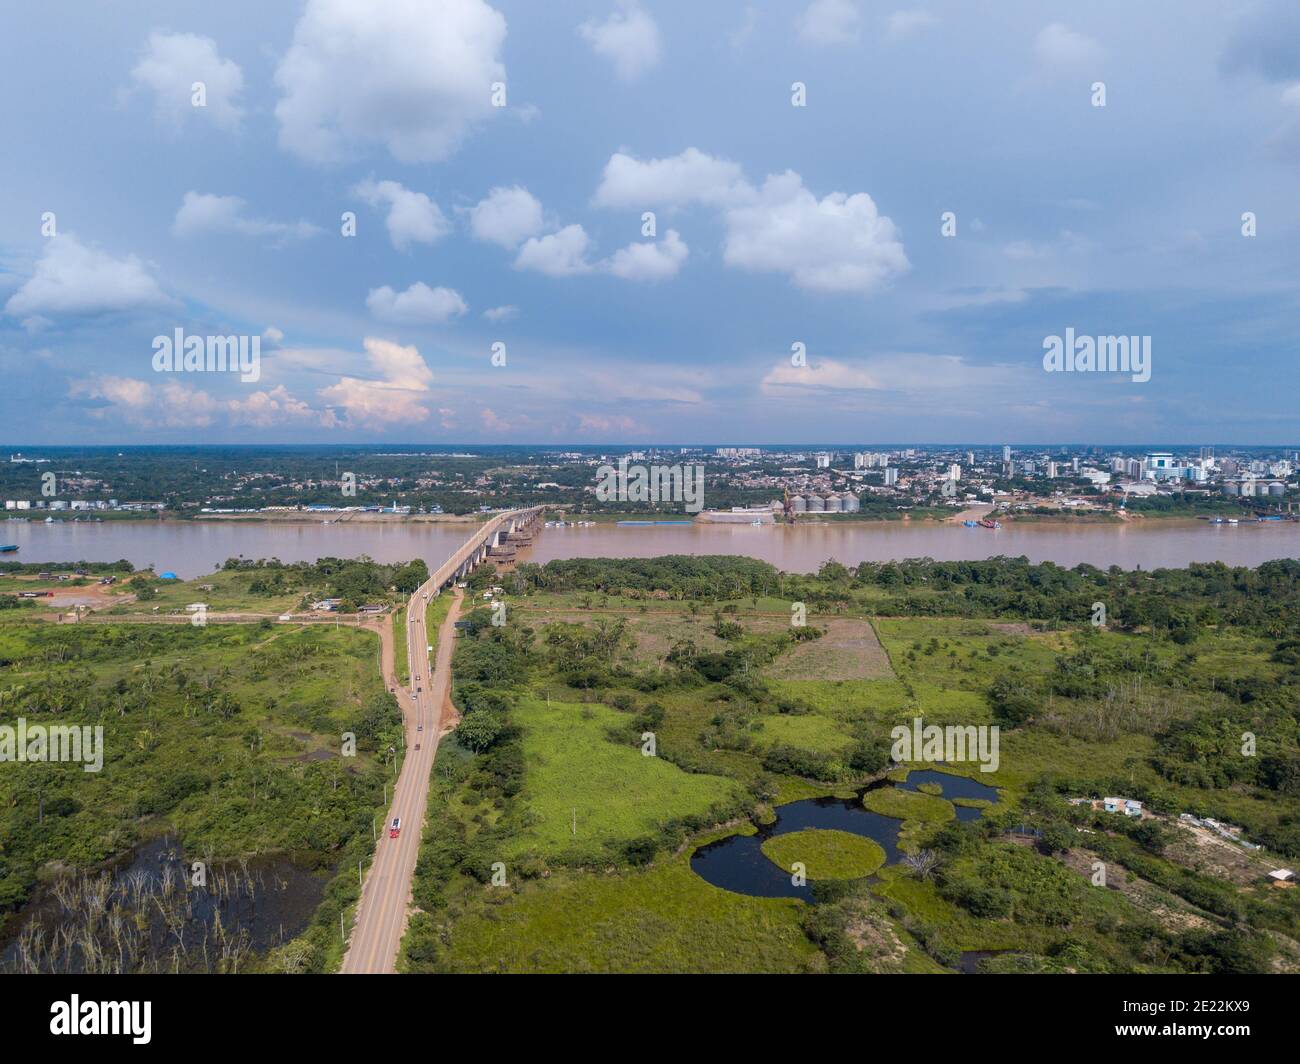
[897, 768, 999, 822]
[959, 949, 1011, 974]
[690, 769, 1000, 900]
[0, 835, 326, 974]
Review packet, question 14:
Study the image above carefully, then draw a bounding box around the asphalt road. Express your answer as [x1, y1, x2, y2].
[340, 584, 462, 974]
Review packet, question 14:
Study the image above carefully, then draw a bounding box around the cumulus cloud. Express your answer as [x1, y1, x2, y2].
[5, 235, 171, 318]
[578, 3, 661, 80]
[274, 0, 507, 163]
[797, 0, 860, 45]
[1033, 23, 1103, 73]
[514, 225, 593, 276]
[593, 148, 905, 293]
[884, 10, 938, 41]
[228, 385, 335, 427]
[73, 376, 217, 429]
[468, 185, 544, 248]
[605, 229, 689, 281]
[366, 282, 468, 323]
[483, 304, 518, 321]
[593, 147, 745, 208]
[761, 358, 880, 394]
[723, 172, 907, 293]
[130, 31, 245, 131]
[352, 178, 450, 250]
[171, 192, 320, 241]
[74, 375, 334, 430]
[319, 337, 435, 426]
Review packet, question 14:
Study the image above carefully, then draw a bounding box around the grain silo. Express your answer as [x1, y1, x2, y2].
[792, 494, 808, 513]
[806, 494, 825, 512]
[824, 494, 843, 513]
[842, 492, 861, 513]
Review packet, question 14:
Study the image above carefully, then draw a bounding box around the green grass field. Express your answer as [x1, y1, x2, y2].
[435, 854, 820, 973]
[503, 697, 745, 862]
[762, 829, 886, 879]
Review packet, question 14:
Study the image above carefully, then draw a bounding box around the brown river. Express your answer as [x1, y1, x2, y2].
[4, 517, 1298, 578]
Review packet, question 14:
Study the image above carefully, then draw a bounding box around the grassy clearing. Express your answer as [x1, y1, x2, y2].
[504, 697, 745, 862]
[761, 829, 885, 879]
[752, 712, 856, 755]
[98, 568, 306, 615]
[436, 856, 820, 973]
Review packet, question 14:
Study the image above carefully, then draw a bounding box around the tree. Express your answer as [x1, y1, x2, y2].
[457, 711, 504, 752]
[902, 849, 940, 880]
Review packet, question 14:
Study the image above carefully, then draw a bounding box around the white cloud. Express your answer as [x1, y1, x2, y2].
[514, 225, 593, 277]
[367, 282, 468, 323]
[319, 337, 436, 427]
[797, 0, 860, 45]
[74, 376, 218, 429]
[723, 172, 907, 293]
[1033, 23, 1103, 72]
[228, 385, 334, 428]
[884, 10, 938, 41]
[593, 147, 746, 208]
[171, 192, 320, 241]
[578, 3, 661, 80]
[74, 375, 334, 430]
[468, 185, 544, 248]
[274, 0, 507, 163]
[575, 412, 645, 435]
[130, 31, 244, 131]
[352, 178, 449, 250]
[483, 304, 518, 321]
[5, 235, 171, 318]
[762, 358, 881, 394]
[605, 229, 689, 281]
[593, 149, 905, 294]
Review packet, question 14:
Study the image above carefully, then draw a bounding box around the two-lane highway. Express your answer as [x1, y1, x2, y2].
[341, 585, 461, 974]
[341, 507, 540, 974]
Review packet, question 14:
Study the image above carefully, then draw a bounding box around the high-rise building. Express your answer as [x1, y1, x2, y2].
[884, 467, 899, 486]
[1002, 445, 1012, 464]
[948, 464, 961, 481]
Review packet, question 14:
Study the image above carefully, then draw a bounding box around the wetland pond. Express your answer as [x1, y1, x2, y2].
[690, 768, 1000, 900]
[0, 835, 326, 974]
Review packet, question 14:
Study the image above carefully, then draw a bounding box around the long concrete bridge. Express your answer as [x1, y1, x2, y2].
[425, 506, 544, 592]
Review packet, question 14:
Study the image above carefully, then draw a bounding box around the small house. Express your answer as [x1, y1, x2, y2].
[1103, 797, 1143, 817]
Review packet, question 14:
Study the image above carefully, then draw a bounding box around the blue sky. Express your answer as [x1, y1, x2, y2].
[1, 0, 1298, 445]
